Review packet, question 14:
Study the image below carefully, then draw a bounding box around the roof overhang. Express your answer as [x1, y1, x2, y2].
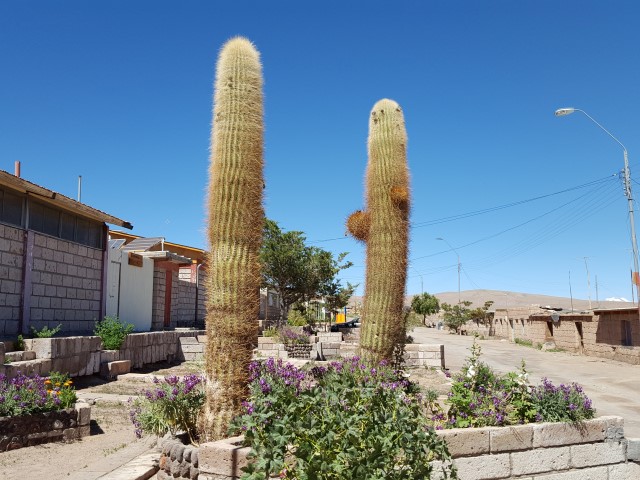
[0, 170, 133, 229]
[138, 251, 192, 265]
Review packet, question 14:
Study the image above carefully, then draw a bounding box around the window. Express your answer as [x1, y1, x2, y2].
[0, 189, 24, 227]
[29, 200, 103, 249]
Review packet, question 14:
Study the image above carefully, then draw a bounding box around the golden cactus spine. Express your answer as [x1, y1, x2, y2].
[202, 37, 264, 441]
[347, 99, 410, 363]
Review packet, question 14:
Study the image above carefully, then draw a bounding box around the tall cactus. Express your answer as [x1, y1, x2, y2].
[346, 99, 410, 364]
[202, 37, 264, 441]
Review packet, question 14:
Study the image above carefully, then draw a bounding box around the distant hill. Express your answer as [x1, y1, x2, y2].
[348, 289, 637, 312]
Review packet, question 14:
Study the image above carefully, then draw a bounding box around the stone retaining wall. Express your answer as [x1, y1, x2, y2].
[431, 415, 639, 480]
[2, 330, 205, 379]
[157, 435, 200, 480]
[187, 416, 639, 479]
[405, 343, 445, 369]
[0, 401, 91, 451]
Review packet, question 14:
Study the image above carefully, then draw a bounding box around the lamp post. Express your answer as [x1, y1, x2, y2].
[555, 107, 640, 308]
[436, 237, 461, 304]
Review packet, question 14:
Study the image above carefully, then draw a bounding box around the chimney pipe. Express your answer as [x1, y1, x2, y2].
[14, 161, 21, 177]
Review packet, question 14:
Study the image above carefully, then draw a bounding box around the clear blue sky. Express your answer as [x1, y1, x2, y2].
[2, 1, 640, 302]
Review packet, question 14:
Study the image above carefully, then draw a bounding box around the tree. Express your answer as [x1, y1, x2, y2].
[324, 281, 358, 320]
[468, 301, 495, 326]
[411, 292, 440, 325]
[260, 219, 352, 320]
[441, 301, 473, 334]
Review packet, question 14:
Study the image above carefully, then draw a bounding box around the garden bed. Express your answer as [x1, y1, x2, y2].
[156, 416, 639, 480]
[0, 401, 91, 451]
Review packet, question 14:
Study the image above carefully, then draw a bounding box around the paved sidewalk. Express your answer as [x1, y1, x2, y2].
[65, 436, 159, 480]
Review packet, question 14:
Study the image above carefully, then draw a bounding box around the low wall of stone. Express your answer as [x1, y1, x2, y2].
[188, 416, 639, 479]
[405, 343, 445, 369]
[1, 330, 207, 379]
[0, 401, 91, 451]
[157, 435, 200, 480]
[432, 415, 639, 480]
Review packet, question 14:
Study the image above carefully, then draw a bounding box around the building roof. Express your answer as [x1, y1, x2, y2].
[109, 230, 206, 263]
[0, 170, 133, 229]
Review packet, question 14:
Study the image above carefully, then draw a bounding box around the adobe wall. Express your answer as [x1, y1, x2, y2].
[0, 224, 24, 336]
[587, 310, 640, 365]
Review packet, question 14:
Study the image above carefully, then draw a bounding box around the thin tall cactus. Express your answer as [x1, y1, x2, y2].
[346, 99, 410, 363]
[202, 37, 264, 441]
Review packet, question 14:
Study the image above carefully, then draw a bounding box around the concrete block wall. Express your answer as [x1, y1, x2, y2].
[10, 330, 207, 379]
[404, 343, 445, 369]
[256, 336, 289, 359]
[194, 416, 639, 479]
[152, 266, 166, 330]
[431, 416, 638, 480]
[29, 233, 103, 334]
[0, 224, 24, 336]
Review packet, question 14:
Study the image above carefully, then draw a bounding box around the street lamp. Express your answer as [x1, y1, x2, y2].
[436, 237, 461, 304]
[555, 107, 640, 308]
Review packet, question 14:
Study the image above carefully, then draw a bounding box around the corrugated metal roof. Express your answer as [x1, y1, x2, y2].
[0, 170, 133, 229]
[121, 237, 164, 252]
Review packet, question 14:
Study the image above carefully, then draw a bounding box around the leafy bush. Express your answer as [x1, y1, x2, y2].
[286, 309, 308, 327]
[129, 374, 204, 444]
[531, 378, 595, 422]
[263, 326, 278, 337]
[31, 324, 62, 338]
[440, 340, 594, 429]
[0, 371, 76, 417]
[231, 357, 457, 479]
[14, 334, 25, 351]
[94, 316, 134, 350]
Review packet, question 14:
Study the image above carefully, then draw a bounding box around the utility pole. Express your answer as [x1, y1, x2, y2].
[569, 270, 574, 313]
[583, 257, 592, 309]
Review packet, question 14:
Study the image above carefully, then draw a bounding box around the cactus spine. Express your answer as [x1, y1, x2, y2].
[202, 37, 264, 441]
[346, 99, 410, 363]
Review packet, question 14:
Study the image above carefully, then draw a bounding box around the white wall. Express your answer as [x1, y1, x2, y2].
[106, 249, 153, 331]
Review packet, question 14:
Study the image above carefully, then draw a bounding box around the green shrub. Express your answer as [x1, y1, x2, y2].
[232, 357, 457, 479]
[0, 371, 76, 417]
[263, 326, 278, 338]
[129, 374, 204, 444]
[14, 334, 25, 351]
[514, 338, 533, 347]
[94, 316, 134, 350]
[439, 340, 595, 429]
[31, 324, 62, 338]
[286, 309, 308, 327]
[531, 379, 595, 422]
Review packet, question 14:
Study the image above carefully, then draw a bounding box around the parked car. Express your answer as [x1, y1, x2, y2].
[330, 318, 360, 332]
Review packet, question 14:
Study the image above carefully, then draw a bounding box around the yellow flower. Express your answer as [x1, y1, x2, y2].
[44, 379, 51, 385]
[56, 391, 62, 396]
[55, 382, 61, 387]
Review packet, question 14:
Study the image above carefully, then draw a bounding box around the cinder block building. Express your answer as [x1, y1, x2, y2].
[0, 169, 132, 337]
